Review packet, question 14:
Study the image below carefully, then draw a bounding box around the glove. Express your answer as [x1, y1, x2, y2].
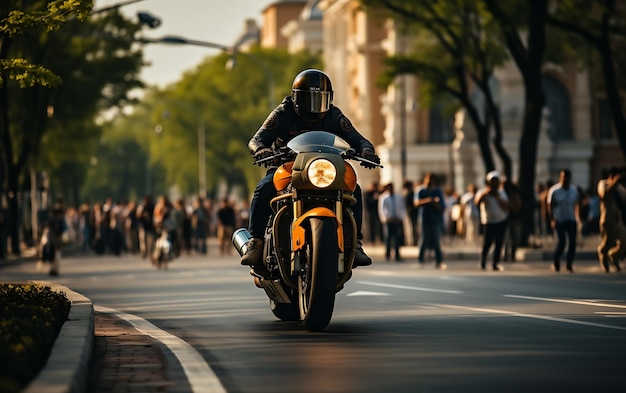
[360, 148, 380, 169]
[254, 147, 273, 167]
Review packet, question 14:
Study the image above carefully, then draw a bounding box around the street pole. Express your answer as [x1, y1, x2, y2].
[198, 122, 206, 198]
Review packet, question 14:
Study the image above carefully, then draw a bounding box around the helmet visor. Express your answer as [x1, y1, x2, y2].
[294, 90, 332, 114]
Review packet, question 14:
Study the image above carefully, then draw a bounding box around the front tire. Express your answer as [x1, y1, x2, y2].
[298, 217, 338, 331]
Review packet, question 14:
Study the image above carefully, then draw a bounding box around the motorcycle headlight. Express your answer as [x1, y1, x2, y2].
[307, 159, 337, 188]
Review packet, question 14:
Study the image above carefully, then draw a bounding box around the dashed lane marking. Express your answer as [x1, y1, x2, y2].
[504, 294, 626, 309]
[357, 280, 463, 294]
[431, 303, 626, 331]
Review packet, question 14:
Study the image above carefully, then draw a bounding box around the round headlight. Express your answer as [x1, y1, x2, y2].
[307, 159, 337, 188]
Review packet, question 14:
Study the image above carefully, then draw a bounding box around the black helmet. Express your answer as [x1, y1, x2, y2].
[291, 69, 333, 121]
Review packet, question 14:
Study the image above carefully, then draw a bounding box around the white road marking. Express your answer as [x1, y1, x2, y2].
[95, 306, 226, 393]
[595, 312, 626, 318]
[346, 291, 390, 297]
[504, 294, 626, 309]
[357, 280, 463, 294]
[432, 303, 626, 331]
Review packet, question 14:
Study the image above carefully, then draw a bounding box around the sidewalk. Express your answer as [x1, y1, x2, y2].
[19, 236, 604, 393]
[362, 234, 601, 263]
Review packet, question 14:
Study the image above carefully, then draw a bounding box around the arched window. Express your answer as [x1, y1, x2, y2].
[428, 101, 455, 143]
[542, 76, 572, 140]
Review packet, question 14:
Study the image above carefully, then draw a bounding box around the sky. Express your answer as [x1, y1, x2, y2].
[96, 0, 271, 88]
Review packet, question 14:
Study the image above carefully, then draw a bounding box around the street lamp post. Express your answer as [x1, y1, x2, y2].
[141, 34, 277, 197]
[141, 35, 276, 110]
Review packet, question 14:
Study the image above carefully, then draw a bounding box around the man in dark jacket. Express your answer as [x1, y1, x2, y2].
[242, 69, 380, 268]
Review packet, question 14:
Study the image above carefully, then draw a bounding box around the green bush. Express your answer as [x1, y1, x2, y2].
[0, 283, 71, 393]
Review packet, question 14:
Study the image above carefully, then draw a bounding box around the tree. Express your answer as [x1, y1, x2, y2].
[0, 2, 144, 255]
[483, 0, 548, 245]
[547, 0, 626, 159]
[361, 0, 514, 179]
[98, 47, 322, 202]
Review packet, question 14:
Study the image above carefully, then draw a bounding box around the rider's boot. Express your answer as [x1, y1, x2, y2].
[353, 240, 372, 267]
[241, 238, 264, 267]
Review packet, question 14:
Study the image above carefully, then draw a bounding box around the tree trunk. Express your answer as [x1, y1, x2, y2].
[518, 0, 547, 247]
[599, 1, 626, 159]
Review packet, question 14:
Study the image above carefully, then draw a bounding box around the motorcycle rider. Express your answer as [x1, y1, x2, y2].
[241, 68, 380, 268]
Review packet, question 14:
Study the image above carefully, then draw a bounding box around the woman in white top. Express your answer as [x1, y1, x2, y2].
[474, 171, 509, 271]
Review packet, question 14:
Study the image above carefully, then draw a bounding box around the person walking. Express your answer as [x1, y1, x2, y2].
[597, 166, 626, 273]
[547, 169, 582, 273]
[378, 183, 406, 261]
[136, 195, 156, 261]
[414, 173, 446, 269]
[364, 181, 383, 245]
[460, 183, 480, 245]
[191, 196, 209, 255]
[216, 197, 237, 256]
[475, 171, 509, 271]
[403, 180, 419, 246]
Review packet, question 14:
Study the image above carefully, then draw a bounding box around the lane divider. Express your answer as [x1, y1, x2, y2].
[357, 280, 463, 294]
[504, 294, 626, 309]
[430, 303, 626, 331]
[95, 306, 227, 393]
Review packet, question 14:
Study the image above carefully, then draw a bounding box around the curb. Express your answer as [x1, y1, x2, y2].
[24, 282, 94, 393]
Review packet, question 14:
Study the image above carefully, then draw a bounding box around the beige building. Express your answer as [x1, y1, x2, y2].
[257, 0, 623, 192]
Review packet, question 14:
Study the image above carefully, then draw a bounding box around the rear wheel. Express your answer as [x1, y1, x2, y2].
[298, 217, 338, 331]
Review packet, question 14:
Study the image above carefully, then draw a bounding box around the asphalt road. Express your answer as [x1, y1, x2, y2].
[2, 249, 626, 393]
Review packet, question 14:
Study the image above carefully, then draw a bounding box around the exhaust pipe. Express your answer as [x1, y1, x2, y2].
[232, 228, 253, 257]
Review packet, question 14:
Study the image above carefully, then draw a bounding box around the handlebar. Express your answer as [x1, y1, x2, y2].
[253, 147, 383, 168]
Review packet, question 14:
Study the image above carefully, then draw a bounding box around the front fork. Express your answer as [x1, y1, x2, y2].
[290, 202, 345, 274]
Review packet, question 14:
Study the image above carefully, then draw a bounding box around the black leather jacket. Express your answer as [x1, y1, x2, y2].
[248, 96, 375, 155]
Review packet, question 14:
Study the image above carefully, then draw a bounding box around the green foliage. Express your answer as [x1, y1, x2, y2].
[0, 1, 92, 36]
[91, 47, 323, 201]
[0, 1, 94, 87]
[0, 58, 61, 87]
[0, 283, 71, 393]
[2, 4, 146, 204]
[363, 0, 509, 106]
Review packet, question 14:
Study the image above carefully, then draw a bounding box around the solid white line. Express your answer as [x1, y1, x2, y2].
[95, 306, 226, 393]
[504, 294, 626, 309]
[432, 303, 626, 331]
[357, 280, 463, 294]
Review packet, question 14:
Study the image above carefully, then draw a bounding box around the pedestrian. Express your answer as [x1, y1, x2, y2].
[364, 181, 383, 244]
[460, 183, 480, 245]
[191, 196, 209, 254]
[597, 166, 625, 273]
[378, 183, 406, 261]
[136, 195, 156, 260]
[414, 173, 446, 269]
[124, 200, 139, 254]
[403, 180, 419, 246]
[216, 197, 237, 256]
[547, 169, 582, 273]
[475, 170, 509, 271]
[503, 178, 522, 262]
[239, 69, 379, 268]
[41, 199, 66, 276]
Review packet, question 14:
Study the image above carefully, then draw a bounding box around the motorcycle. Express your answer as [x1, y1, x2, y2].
[233, 131, 381, 331]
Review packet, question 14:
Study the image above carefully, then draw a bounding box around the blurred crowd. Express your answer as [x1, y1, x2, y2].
[32, 194, 249, 262]
[364, 166, 624, 272]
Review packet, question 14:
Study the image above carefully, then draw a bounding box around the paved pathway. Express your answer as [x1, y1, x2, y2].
[87, 312, 172, 393]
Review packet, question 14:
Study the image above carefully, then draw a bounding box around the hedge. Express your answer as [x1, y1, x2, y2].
[0, 283, 71, 393]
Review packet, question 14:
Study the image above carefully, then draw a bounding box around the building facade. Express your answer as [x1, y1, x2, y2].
[260, 0, 624, 193]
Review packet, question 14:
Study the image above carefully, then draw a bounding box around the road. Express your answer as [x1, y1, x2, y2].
[2, 248, 626, 393]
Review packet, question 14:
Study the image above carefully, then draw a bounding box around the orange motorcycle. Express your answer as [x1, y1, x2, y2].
[233, 131, 381, 331]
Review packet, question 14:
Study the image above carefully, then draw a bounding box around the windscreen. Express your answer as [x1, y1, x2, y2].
[287, 131, 351, 154]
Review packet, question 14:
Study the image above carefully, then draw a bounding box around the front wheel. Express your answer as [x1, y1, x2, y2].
[299, 217, 338, 331]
